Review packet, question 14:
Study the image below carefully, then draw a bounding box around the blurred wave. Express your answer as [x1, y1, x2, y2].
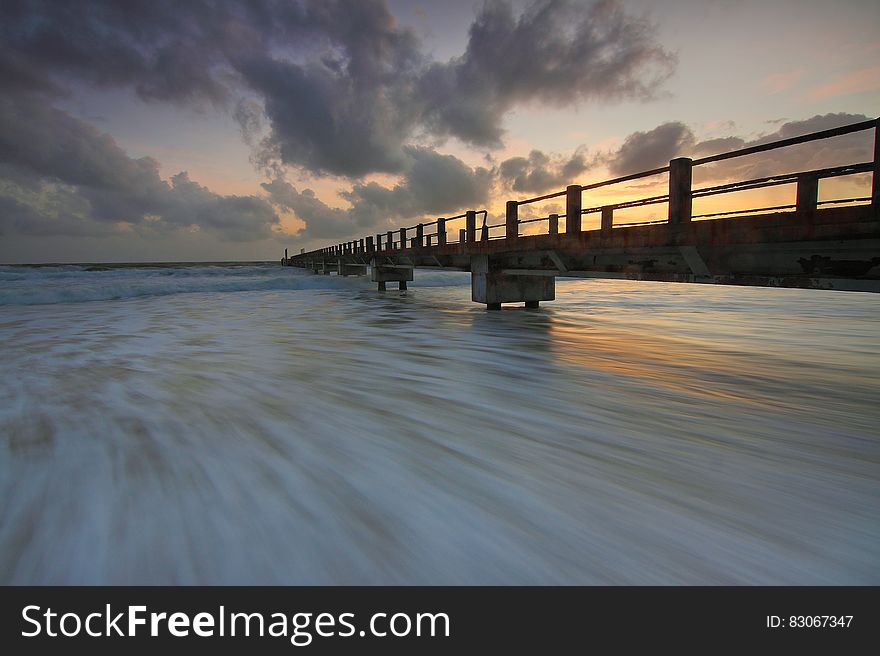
[0, 267, 877, 584]
[0, 263, 467, 305]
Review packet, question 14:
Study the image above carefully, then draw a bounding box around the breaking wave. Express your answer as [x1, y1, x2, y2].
[0, 263, 469, 306]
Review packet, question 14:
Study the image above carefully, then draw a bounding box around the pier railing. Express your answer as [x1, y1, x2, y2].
[299, 117, 879, 259]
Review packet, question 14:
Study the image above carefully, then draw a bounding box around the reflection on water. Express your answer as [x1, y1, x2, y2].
[0, 268, 878, 584]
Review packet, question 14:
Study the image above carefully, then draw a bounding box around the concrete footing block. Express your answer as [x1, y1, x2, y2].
[471, 255, 555, 308]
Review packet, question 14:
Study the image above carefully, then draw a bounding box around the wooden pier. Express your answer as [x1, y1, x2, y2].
[285, 118, 880, 308]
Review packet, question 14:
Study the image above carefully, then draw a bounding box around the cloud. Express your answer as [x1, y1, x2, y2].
[499, 147, 591, 193]
[692, 136, 746, 158]
[607, 122, 694, 175]
[606, 113, 874, 183]
[1, 0, 675, 178]
[0, 0, 234, 105]
[0, 192, 105, 238]
[707, 113, 874, 181]
[0, 97, 281, 241]
[804, 66, 880, 101]
[263, 146, 492, 240]
[0, 0, 677, 245]
[761, 69, 805, 95]
[260, 179, 353, 240]
[418, 0, 675, 147]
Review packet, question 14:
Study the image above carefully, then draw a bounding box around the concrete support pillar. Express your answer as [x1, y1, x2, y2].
[371, 261, 414, 291]
[466, 210, 476, 243]
[338, 263, 366, 276]
[796, 173, 819, 215]
[549, 214, 558, 235]
[506, 200, 519, 240]
[669, 157, 693, 225]
[438, 218, 446, 245]
[601, 206, 614, 235]
[470, 255, 555, 309]
[566, 184, 582, 235]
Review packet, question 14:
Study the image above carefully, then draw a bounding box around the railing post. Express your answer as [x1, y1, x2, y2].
[566, 185, 582, 235]
[872, 120, 879, 209]
[549, 213, 558, 235]
[466, 210, 476, 243]
[366, 236, 374, 253]
[796, 173, 819, 215]
[399, 227, 406, 250]
[386, 231, 393, 250]
[506, 201, 519, 240]
[437, 218, 446, 245]
[359, 238, 365, 254]
[668, 157, 693, 225]
[416, 223, 424, 247]
[459, 228, 466, 243]
[375, 234, 382, 251]
[601, 206, 614, 235]
[427, 234, 433, 246]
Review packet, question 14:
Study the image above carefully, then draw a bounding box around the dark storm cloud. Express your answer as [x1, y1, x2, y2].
[692, 136, 746, 158]
[418, 0, 676, 147]
[0, 96, 166, 196]
[0, 0, 235, 104]
[498, 147, 591, 194]
[0, 193, 104, 237]
[607, 121, 695, 175]
[1, 0, 675, 179]
[263, 146, 492, 240]
[0, 97, 280, 241]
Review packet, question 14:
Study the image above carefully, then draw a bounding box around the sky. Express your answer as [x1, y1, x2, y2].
[0, 0, 878, 263]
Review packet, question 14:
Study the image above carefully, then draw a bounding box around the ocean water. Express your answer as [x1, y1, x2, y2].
[0, 263, 877, 584]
